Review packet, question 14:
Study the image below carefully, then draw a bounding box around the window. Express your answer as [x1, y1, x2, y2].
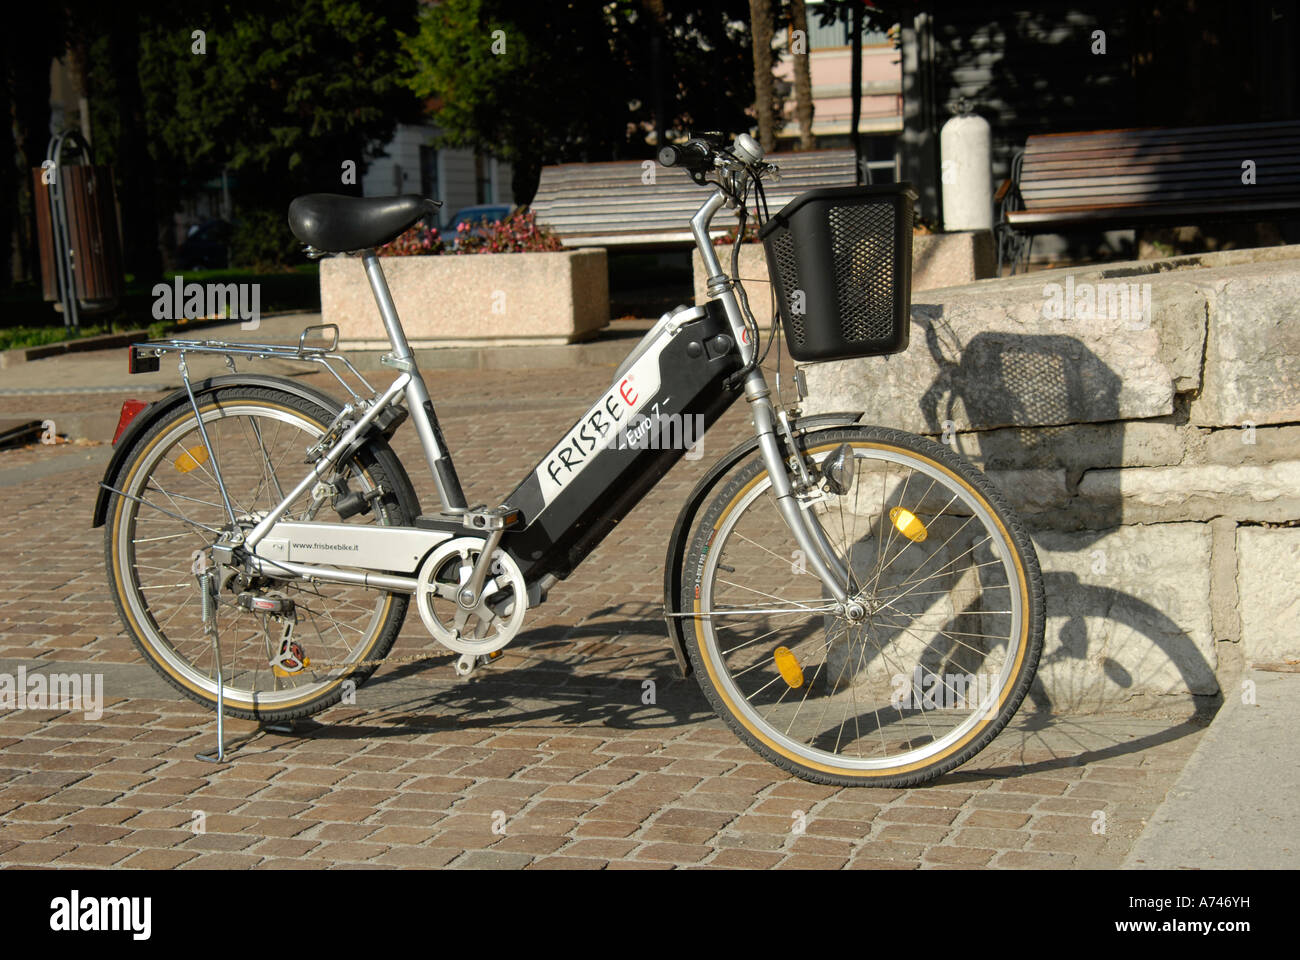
[474, 152, 493, 204]
[419, 145, 440, 222]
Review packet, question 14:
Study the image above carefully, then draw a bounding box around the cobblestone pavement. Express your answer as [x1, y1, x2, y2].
[0, 365, 1209, 869]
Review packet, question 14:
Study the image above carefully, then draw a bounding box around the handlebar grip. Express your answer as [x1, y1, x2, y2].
[656, 145, 684, 167]
[658, 141, 712, 171]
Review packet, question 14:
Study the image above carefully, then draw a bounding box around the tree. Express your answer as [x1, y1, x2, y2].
[87, 13, 170, 281]
[1, 5, 67, 288]
[789, 0, 815, 150]
[136, 1, 421, 208]
[402, 0, 756, 205]
[66, 0, 421, 271]
[748, 0, 777, 153]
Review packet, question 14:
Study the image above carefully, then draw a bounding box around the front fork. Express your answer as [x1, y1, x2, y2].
[740, 368, 853, 605]
[694, 186, 852, 605]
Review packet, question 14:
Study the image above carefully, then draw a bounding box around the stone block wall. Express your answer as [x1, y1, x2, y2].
[800, 247, 1300, 713]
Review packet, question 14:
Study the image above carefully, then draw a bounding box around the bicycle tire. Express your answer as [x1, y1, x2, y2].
[681, 424, 1045, 787]
[103, 383, 420, 722]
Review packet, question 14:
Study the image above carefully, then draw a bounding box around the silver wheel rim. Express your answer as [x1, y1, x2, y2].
[114, 400, 392, 707]
[698, 443, 1025, 773]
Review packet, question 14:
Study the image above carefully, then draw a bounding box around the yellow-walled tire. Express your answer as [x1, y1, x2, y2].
[682, 425, 1045, 787]
[104, 385, 418, 723]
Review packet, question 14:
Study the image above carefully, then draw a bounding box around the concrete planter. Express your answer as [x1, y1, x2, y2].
[691, 229, 995, 303]
[321, 248, 609, 348]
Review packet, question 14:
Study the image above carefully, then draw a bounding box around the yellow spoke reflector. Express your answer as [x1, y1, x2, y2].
[174, 445, 210, 473]
[889, 506, 928, 542]
[773, 646, 804, 688]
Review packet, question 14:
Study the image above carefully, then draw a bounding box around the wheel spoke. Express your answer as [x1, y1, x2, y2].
[690, 432, 1038, 783]
[110, 393, 405, 716]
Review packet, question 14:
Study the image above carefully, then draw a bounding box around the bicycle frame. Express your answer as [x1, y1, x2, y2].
[121, 184, 853, 611]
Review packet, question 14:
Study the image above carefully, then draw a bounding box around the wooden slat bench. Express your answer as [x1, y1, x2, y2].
[531, 149, 868, 248]
[996, 120, 1300, 273]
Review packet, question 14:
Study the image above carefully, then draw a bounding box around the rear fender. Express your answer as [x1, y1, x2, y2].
[92, 374, 354, 528]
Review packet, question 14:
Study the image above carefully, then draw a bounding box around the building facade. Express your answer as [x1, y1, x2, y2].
[772, 12, 904, 182]
[361, 124, 513, 226]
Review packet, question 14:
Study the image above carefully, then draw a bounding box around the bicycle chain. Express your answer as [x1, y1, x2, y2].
[297, 649, 452, 672]
[206, 572, 487, 676]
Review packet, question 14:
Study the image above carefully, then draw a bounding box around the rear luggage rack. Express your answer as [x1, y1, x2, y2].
[129, 323, 375, 401]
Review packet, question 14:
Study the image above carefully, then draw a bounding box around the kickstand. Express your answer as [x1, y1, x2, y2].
[195, 571, 228, 764]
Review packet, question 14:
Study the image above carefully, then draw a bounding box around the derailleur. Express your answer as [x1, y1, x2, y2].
[236, 591, 310, 677]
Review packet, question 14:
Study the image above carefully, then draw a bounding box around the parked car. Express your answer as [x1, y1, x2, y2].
[176, 219, 233, 270]
[439, 204, 514, 246]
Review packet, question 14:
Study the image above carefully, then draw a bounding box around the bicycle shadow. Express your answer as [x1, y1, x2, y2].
[911, 304, 1218, 732]
[255, 585, 1216, 781]
[280, 602, 716, 742]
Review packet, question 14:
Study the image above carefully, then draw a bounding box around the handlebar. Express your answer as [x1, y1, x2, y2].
[657, 133, 774, 181]
[662, 133, 774, 382]
[657, 139, 713, 172]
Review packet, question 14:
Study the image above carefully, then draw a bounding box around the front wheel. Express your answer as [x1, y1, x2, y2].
[682, 425, 1045, 787]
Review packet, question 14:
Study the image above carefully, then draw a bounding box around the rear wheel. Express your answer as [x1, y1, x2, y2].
[682, 425, 1045, 787]
[104, 384, 419, 722]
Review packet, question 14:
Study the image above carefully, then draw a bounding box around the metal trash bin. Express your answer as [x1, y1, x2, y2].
[32, 129, 125, 329]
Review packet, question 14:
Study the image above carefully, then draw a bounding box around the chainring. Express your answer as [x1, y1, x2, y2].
[415, 537, 527, 656]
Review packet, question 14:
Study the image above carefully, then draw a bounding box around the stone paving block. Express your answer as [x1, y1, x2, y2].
[526, 856, 607, 869]
[923, 844, 996, 866]
[0, 369, 1215, 871]
[777, 853, 848, 869]
[634, 842, 711, 864]
[120, 848, 201, 869]
[452, 850, 536, 869]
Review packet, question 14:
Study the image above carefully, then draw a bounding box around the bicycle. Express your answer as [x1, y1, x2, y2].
[93, 132, 1045, 786]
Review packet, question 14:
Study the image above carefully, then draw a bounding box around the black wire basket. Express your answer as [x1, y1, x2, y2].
[759, 183, 916, 362]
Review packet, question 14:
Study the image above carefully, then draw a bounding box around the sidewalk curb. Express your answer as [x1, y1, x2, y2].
[0, 310, 320, 369]
[1123, 668, 1300, 869]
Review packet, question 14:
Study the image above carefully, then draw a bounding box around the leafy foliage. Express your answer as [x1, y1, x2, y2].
[230, 208, 306, 270]
[402, 0, 756, 204]
[377, 221, 446, 256]
[456, 209, 563, 254]
[378, 209, 562, 256]
[135, 0, 420, 208]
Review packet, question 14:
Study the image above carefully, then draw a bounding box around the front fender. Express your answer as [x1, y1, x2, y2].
[661, 411, 864, 677]
[91, 374, 349, 529]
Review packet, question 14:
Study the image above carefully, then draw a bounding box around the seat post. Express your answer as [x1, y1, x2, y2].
[359, 249, 469, 514]
[361, 251, 415, 361]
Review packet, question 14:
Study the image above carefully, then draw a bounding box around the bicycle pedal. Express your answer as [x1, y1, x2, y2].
[452, 650, 504, 678]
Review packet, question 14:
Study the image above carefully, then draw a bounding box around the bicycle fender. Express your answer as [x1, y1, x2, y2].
[91, 373, 349, 529]
[661, 411, 864, 677]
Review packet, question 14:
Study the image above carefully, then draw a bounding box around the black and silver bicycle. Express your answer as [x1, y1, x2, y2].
[93, 132, 1044, 787]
